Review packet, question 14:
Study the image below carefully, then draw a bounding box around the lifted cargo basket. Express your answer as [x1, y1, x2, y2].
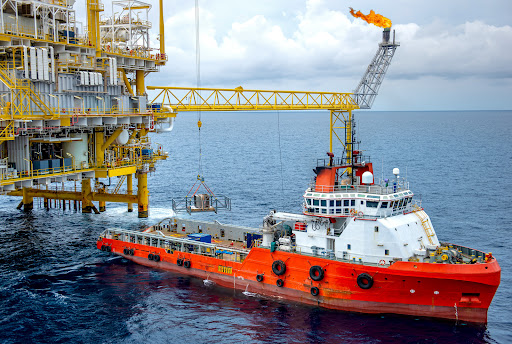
[172, 194, 231, 214]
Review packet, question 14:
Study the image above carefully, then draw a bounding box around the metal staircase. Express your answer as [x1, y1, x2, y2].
[113, 175, 127, 194]
[0, 62, 56, 120]
[413, 205, 435, 245]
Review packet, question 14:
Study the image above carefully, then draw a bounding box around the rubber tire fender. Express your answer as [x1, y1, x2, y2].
[311, 287, 320, 296]
[101, 245, 106, 251]
[276, 279, 284, 287]
[106, 246, 111, 253]
[272, 260, 286, 276]
[123, 248, 128, 255]
[148, 253, 154, 261]
[256, 274, 264, 282]
[357, 273, 374, 289]
[153, 255, 161, 262]
[177, 258, 183, 266]
[129, 249, 135, 256]
[309, 265, 324, 281]
[184, 260, 191, 269]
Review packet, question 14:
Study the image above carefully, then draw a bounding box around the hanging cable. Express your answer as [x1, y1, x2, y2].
[276, 109, 284, 203]
[195, 0, 203, 179]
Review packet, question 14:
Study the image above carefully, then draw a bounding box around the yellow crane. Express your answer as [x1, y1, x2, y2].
[147, 27, 399, 213]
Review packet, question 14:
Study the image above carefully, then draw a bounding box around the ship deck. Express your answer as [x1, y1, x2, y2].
[144, 226, 250, 252]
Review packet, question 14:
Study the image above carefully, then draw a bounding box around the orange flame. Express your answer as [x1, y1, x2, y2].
[349, 8, 392, 28]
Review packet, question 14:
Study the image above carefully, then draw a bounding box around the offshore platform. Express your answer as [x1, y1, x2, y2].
[0, 0, 174, 217]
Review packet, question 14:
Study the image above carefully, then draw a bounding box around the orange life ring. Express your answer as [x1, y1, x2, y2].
[350, 209, 357, 216]
[379, 260, 386, 266]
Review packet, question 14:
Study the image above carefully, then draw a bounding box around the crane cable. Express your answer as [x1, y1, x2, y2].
[277, 109, 284, 203]
[195, 0, 203, 180]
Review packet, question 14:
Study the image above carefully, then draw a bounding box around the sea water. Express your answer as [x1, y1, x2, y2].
[0, 110, 510, 343]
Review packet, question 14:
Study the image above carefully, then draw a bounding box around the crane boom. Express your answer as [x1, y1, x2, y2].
[147, 86, 359, 112]
[353, 28, 400, 109]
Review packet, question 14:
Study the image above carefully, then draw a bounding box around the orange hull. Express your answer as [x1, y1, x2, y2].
[97, 238, 500, 323]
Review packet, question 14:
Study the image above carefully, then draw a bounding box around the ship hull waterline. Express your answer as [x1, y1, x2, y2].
[98, 239, 500, 324]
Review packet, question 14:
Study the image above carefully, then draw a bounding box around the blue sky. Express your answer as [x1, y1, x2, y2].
[80, 0, 512, 111]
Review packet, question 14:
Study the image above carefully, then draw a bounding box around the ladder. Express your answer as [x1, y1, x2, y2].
[412, 205, 435, 245]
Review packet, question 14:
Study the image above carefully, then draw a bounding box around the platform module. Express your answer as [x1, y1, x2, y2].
[0, 0, 173, 217]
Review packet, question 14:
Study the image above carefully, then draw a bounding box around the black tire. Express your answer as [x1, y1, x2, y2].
[311, 287, 320, 296]
[272, 260, 286, 276]
[184, 260, 191, 269]
[101, 245, 106, 251]
[154, 255, 161, 262]
[256, 274, 264, 282]
[177, 258, 183, 266]
[123, 248, 128, 255]
[276, 279, 284, 287]
[129, 249, 135, 256]
[309, 265, 324, 281]
[106, 246, 111, 253]
[148, 253, 154, 261]
[357, 273, 374, 289]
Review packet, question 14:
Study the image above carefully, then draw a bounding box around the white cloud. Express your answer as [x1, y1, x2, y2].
[145, 0, 512, 110]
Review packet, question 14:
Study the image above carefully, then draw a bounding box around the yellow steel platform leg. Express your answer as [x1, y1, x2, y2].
[81, 179, 93, 213]
[95, 130, 105, 167]
[22, 187, 33, 211]
[135, 70, 145, 96]
[127, 174, 133, 212]
[137, 172, 149, 218]
[99, 201, 106, 212]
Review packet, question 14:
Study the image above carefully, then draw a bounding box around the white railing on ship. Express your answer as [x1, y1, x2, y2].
[100, 228, 249, 256]
[308, 182, 410, 195]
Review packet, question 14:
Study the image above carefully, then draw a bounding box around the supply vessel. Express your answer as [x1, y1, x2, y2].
[96, 6, 500, 324]
[97, 117, 501, 323]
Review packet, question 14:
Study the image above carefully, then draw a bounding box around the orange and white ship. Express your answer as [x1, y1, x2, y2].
[97, 128, 500, 324]
[97, 27, 500, 324]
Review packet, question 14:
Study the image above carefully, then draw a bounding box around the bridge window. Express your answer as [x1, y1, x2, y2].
[381, 202, 388, 208]
[347, 244, 351, 250]
[385, 249, 390, 256]
[351, 200, 355, 206]
[306, 199, 311, 205]
[344, 200, 349, 207]
[330, 200, 334, 207]
[336, 200, 342, 207]
[313, 199, 319, 206]
[321, 209, 327, 214]
[367, 201, 379, 208]
[321, 200, 326, 207]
